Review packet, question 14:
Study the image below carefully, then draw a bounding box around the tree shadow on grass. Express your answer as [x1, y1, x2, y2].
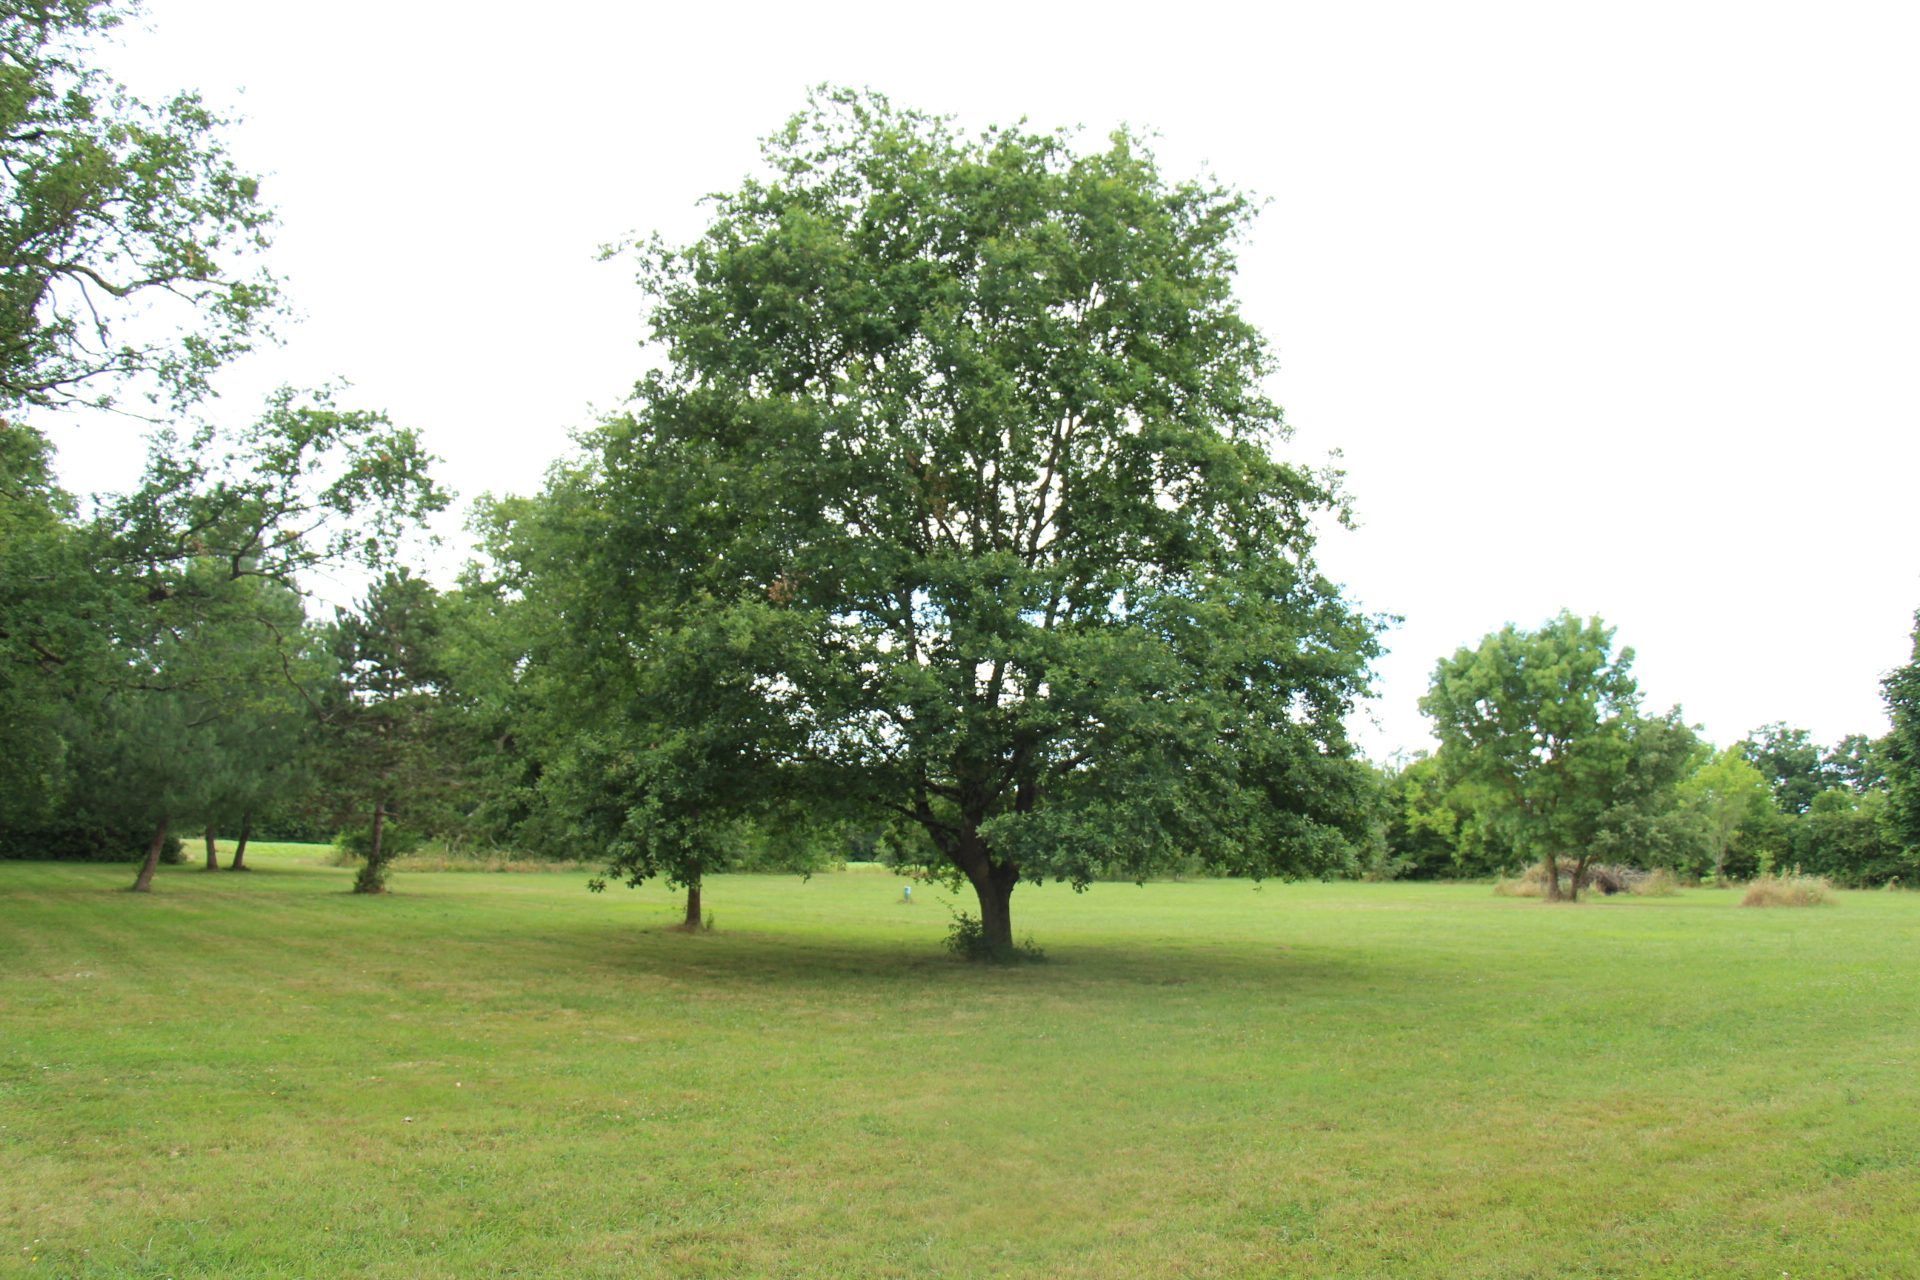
[581, 916, 1380, 1000]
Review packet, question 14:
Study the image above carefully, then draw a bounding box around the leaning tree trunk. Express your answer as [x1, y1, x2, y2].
[228, 810, 252, 871]
[353, 801, 388, 894]
[1539, 852, 1563, 902]
[203, 826, 219, 871]
[131, 818, 170, 892]
[682, 869, 703, 930]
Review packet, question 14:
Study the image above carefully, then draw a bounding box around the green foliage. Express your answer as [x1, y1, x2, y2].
[1373, 752, 1512, 879]
[332, 822, 423, 862]
[1788, 788, 1913, 887]
[1676, 746, 1781, 880]
[0, 0, 279, 413]
[543, 88, 1381, 948]
[1420, 612, 1698, 899]
[1738, 722, 1835, 816]
[2, 389, 439, 876]
[1884, 609, 1920, 854]
[1826, 732, 1888, 794]
[318, 570, 460, 892]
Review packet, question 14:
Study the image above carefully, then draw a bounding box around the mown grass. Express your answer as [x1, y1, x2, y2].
[3, 846, 1918, 1278]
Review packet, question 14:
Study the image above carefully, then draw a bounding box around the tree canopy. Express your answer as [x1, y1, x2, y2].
[1, 0, 277, 414]
[517, 89, 1382, 952]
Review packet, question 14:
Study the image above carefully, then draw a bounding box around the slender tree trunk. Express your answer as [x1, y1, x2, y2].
[228, 810, 252, 871]
[1566, 856, 1586, 903]
[203, 826, 219, 871]
[1540, 852, 1563, 902]
[682, 870, 703, 930]
[354, 801, 388, 894]
[131, 818, 170, 892]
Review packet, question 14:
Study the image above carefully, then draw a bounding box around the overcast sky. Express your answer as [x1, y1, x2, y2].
[52, 0, 1920, 758]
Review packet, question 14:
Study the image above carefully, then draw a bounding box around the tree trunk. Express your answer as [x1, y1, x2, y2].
[203, 826, 219, 871]
[1566, 857, 1585, 903]
[131, 818, 170, 892]
[969, 862, 1019, 955]
[353, 801, 388, 894]
[228, 810, 252, 871]
[934, 816, 1027, 958]
[1539, 852, 1563, 902]
[682, 871, 703, 930]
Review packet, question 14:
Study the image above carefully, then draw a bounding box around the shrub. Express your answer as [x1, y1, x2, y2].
[1740, 873, 1836, 907]
[944, 912, 1046, 963]
[0, 822, 183, 864]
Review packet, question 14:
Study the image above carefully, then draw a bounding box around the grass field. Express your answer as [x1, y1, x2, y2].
[4, 846, 1918, 1278]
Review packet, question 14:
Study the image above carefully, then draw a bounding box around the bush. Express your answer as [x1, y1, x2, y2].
[1741, 873, 1836, 907]
[1788, 790, 1915, 887]
[0, 822, 183, 864]
[944, 912, 1046, 963]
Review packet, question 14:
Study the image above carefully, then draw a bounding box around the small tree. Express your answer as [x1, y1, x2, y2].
[1421, 612, 1695, 901]
[474, 483, 822, 927]
[1677, 746, 1780, 881]
[321, 571, 452, 894]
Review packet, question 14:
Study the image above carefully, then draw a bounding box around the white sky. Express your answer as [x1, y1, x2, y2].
[49, 0, 1920, 758]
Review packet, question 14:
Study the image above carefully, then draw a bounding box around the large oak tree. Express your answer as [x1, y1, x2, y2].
[548, 91, 1381, 952]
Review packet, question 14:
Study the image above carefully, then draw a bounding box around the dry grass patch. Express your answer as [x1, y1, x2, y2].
[1740, 873, 1836, 907]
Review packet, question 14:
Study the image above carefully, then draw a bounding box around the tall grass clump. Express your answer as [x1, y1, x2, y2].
[1630, 868, 1680, 897]
[1741, 873, 1836, 907]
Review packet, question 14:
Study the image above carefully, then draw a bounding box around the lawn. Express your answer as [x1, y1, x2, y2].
[3, 848, 1917, 1278]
